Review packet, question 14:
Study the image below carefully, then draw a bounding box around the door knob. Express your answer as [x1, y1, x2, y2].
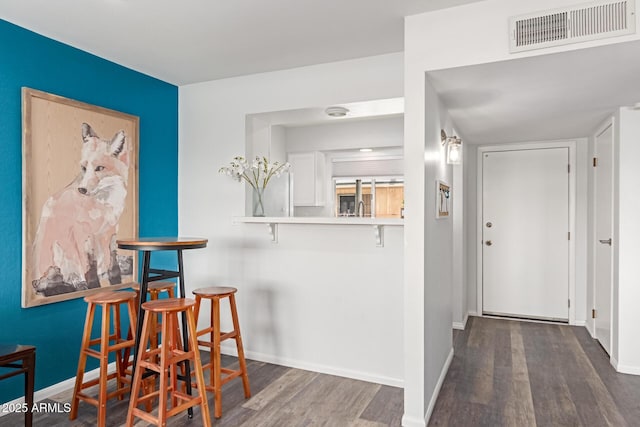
[486, 222, 492, 228]
[485, 240, 492, 246]
[599, 238, 612, 246]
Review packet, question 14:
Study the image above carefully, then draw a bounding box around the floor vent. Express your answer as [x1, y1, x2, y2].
[509, 0, 636, 52]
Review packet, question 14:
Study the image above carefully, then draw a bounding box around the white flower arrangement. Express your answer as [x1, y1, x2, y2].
[218, 156, 291, 191]
[219, 156, 291, 216]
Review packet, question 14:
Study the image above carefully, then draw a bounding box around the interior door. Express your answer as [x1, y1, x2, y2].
[594, 124, 613, 355]
[482, 148, 570, 321]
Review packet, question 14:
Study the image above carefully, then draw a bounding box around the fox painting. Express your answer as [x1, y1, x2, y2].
[32, 123, 131, 296]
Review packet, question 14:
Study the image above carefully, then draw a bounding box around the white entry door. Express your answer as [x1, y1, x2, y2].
[594, 124, 614, 355]
[482, 148, 570, 321]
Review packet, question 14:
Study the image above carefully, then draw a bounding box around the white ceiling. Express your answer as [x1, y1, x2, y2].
[0, 0, 479, 85]
[428, 40, 640, 144]
[3, 1, 638, 145]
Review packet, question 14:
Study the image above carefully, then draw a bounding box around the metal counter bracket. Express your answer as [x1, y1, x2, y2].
[267, 223, 278, 243]
[374, 225, 384, 247]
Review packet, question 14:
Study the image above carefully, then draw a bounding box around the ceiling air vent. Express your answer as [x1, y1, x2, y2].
[509, 0, 636, 52]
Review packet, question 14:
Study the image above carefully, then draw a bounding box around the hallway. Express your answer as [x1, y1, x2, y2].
[430, 317, 640, 426]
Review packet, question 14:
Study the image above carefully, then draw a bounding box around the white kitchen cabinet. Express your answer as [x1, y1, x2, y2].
[288, 151, 325, 206]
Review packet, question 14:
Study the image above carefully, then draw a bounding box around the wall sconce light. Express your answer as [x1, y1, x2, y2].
[440, 129, 462, 165]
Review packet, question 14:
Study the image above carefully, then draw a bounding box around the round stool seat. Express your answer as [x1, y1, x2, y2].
[130, 281, 176, 292]
[142, 297, 196, 313]
[192, 286, 237, 297]
[84, 291, 137, 304]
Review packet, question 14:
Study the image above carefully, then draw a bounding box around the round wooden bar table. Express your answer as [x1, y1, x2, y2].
[116, 237, 207, 419]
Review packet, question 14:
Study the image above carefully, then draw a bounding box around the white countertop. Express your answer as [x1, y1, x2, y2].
[233, 216, 404, 226]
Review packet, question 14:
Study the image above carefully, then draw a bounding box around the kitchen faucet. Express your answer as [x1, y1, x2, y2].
[357, 200, 365, 217]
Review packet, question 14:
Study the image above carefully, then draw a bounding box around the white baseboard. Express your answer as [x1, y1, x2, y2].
[611, 355, 619, 371]
[219, 344, 403, 388]
[425, 347, 454, 424]
[468, 310, 478, 316]
[401, 414, 427, 427]
[584, 321, 595, 338]
[403, 347, 454, 426]
[0, 361, 116, 417]
[452, 312, 469, 330]
[573, 320, 586, 327]
[613, 359, 640, 375]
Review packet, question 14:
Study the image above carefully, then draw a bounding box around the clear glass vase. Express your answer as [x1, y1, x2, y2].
[253, 187, 265, 217]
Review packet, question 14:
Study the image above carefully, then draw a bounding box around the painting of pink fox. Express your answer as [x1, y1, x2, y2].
[31, 123, 132, 297]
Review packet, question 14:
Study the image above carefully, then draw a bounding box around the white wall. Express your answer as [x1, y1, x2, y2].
[403, 48, 455, 426]
[452, 129, 465, 329]
[464, 144, 478, 315]
[612, 110, 621, 365]
[575, 139, 589, 323]
[423, 79, 455, 415]
[402, 50, 426, 427]
[179, 53, 406, 387]
[402, 0, 640, 422]
[612, 107, 640, 373]
[586, 130, 597, 337]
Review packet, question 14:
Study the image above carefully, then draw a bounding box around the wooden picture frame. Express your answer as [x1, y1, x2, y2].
[436, 180, 450, 219]
[22, 88, 139, 308]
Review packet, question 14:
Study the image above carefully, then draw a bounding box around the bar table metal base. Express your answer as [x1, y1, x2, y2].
[117, 237, 207, 420]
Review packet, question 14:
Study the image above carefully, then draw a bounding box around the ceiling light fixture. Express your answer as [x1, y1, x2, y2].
[441, 129, 463, 165]
[325, 106, 349, 117]
[359, 148, 373, 152]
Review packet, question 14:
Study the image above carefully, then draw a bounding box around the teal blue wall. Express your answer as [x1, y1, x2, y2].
[0, 19, 178, 402]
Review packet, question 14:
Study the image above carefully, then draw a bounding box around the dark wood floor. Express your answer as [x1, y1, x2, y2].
[3, 316, 640, 426]
[430, 316, 640, 426]
[0, 353, 403, 426]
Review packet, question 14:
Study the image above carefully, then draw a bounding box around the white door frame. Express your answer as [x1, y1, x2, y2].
[591, 118, 615, 348]
[477, 140, 577, 324]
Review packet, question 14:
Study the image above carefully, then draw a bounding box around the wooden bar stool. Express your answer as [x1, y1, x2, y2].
[127, 298, 210, 427]
[131, 280, 176, 302]
[193, 286, 251, 418]
[126, 281, 179, 409]
[130, 281, 176, 350]
[70, 291, 137, 427]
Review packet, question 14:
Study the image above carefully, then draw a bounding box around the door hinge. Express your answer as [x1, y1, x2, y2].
[568, 299, 571, 308]
[568, 232, 571, 240]
[592, 309, 597, 318]
[568, 164, 571, 173]
[593, 157, 598, 167]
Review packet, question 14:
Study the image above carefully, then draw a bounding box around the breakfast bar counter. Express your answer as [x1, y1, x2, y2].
[233, 216, 403, 226]
[233, 216, 402, 246]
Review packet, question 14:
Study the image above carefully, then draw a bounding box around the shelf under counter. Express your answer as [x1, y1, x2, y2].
[232, 216, 403, 246]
